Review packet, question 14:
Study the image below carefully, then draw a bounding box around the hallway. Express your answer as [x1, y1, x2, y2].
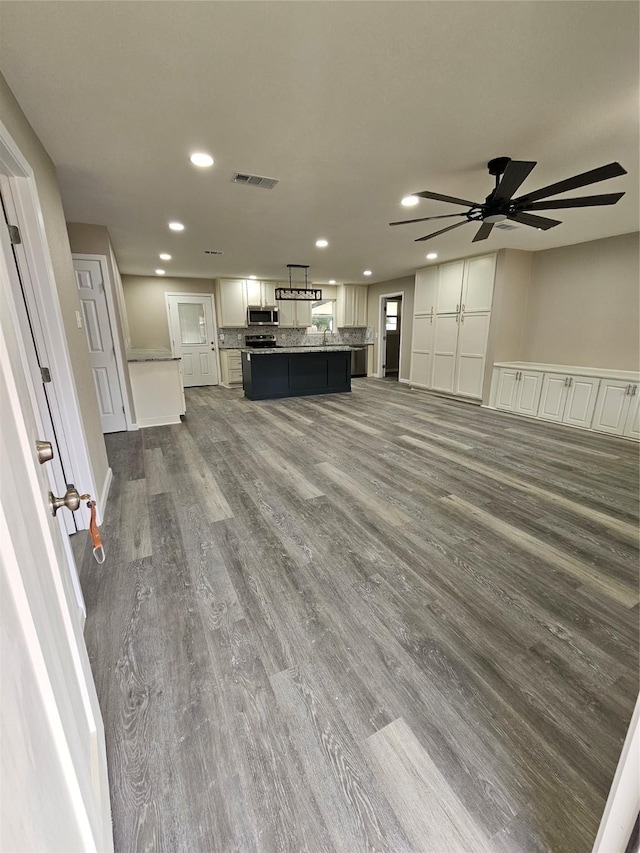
[75, 380, 639, 852]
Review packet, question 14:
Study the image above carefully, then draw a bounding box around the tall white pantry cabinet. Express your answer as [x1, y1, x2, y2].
[410, 254, 496, 400]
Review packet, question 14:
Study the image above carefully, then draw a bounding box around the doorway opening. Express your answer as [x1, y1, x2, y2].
[379, 293, 404, 380]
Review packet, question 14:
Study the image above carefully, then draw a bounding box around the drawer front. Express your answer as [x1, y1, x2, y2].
[228, 367, 243, 384]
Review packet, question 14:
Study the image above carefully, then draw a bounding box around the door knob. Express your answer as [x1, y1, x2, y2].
[35, 440, 54, 464]
[48, 484, 87, 516]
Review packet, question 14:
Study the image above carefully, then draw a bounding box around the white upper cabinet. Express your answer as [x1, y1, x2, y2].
[435, 261, 464, 313]
[462, 254, 496, 312]
[337, 285, 367, 327]
[246, 280, 277, 307]
[414, 267, 438, 316]
[277, 286, 312, 328]
[217, 279, 248, 327]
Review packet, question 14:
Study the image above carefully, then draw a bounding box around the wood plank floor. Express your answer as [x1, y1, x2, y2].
[75, 379, 639, 853]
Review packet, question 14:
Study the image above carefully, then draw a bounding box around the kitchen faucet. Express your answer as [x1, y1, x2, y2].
[323, 328, 331, 345]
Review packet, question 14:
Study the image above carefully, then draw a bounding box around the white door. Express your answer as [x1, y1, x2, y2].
[436, 261, 464, 313]
[431, 314, 459, 393]
[462, 254, 496, 312]
[538, 374, 569, 421]
[562, 375, 600, 428]
[623, 388, 640, 439]
[592, 380, 633, 435]
[73, 258, 126, 433]
[454, 311, 490, 398]
[167, 294, 218, 388]
[1, 238, 113, 851]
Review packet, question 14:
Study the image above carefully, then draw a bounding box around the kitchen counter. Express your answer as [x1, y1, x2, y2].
[128, 358, 186, 427]
[242, 347, 351, 400]
[240, 345, 358, 354]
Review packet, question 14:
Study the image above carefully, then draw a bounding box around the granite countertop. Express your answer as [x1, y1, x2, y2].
[127, 353, 181, 362]
[241, 346, 358, 355]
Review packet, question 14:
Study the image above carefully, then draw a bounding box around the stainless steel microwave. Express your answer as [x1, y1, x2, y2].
[247, 307, 279, 326]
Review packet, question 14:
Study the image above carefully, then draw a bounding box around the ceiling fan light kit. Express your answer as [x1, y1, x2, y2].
[390, 158, 627, 243]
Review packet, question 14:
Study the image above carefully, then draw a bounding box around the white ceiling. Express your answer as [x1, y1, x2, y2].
[1, 1, 638, 285]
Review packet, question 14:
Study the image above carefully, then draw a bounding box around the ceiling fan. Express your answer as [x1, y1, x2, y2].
[390, 158, 627, 243]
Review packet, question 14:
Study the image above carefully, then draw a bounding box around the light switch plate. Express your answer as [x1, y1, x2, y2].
[75, 310, 83, 329]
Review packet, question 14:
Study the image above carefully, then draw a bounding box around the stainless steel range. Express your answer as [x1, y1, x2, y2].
[245, 333, 277, 349]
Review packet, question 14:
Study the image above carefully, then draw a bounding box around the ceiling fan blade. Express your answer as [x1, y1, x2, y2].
[472, 222, 494, 242]
[508, 211, 562, 230]
[492, 160, 536, 203]
[415, 220, 470, 242]
[389, 213, 467, 226]
[414, 190, 480, 207]
[513, 162, 627, 205]
[523, 192, 625, 211]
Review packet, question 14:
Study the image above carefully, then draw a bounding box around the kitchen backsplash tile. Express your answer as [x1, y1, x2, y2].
[218, 326, 374, 348]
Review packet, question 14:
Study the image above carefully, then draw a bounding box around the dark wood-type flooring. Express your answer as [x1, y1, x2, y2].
[74, 379, 640, 853]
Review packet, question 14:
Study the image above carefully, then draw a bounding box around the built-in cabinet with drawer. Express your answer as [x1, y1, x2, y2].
[489, 362, 640, 440]
[217, 279, 248, 327]
[219, 349, 243, 386]
[337, 284, 368, 327]
[246, 279, 277, 308]
[410, 253, 496, 399]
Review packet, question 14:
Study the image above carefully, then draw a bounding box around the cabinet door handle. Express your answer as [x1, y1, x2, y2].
[430, 306, 434, 324]
[460, 312, 464, 324]
[569, 377, 573, 387]
[456, 303, 460, 313]
[626, 384, 631, 395]
[461, 303, 465, 312]
[564, 376, 569, 386]
[633, 385, 638, 396]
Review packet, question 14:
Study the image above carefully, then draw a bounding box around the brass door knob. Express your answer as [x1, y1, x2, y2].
[49, 484, 82, 516]
[36, 440, 54, 464]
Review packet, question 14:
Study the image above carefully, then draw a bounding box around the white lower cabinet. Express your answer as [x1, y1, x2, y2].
[454, 312, 490, 399]
[592, 380, 639, 437]
[490, 363, 639, 440]
[538, 373, 599, 428]
[495, 369, 543, 416]
[431, 314, 458, 393]
[409, 314, 434, 389]
[219, 349, 243, 386]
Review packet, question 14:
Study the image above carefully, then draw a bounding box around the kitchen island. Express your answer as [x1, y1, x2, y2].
[241, 346, 353, 400]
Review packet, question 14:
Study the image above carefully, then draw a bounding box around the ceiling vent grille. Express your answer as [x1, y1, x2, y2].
[495, 222, 519, 230]
[232, 172, 279, 190]
[204, 249, 224, 255]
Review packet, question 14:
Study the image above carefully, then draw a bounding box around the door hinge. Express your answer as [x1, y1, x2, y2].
[8, 224, 22, 245]
[41, 366, 52, 383]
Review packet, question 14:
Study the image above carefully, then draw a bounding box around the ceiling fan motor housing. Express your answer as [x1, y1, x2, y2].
[488, 156, 511, 176]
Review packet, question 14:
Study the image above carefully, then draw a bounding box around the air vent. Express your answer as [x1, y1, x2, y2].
[232, 172, 279, 190]
[204, 249, 224, 255]
[496, 223, 519, 230]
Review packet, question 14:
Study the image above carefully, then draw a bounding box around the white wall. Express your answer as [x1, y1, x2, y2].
[522, 232, 639, 370]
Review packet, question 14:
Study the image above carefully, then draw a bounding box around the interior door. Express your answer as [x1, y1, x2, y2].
[1, 239, 113, 851]
[384, 298, 401, 377]
[167, 294, 218, 387]
[0, 185, 79, 537]
[73, 258, 126, 433]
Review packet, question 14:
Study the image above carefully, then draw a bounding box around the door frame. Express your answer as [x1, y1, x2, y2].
[0, 120, 101, 529]
[164, 291, 221, 385]
[72, 252, 136, 431]
[376, 290, 405, 381]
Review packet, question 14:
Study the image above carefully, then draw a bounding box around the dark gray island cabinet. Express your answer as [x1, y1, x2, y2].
[241, 347, 352, 400]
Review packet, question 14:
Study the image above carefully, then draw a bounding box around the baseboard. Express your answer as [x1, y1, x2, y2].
[137, 414, 183, 428]
[98, 466, 113, 525]
[398, 378, 410, 385]
[127, 422, 140, 431]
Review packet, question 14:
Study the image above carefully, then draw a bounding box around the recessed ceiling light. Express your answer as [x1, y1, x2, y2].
[190, 152, 214, 168]
[401, 195, 419, 207]
[329, 279, 336, 284]
[249, 275, 257, 279]
[426, 252, 438, 260]
[168, 221, 184, 231]
[363, 270, 372, 276]
[159, 253, 172, 261]
[315, 238, 329, 248]
[155, 269, 166, 275]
